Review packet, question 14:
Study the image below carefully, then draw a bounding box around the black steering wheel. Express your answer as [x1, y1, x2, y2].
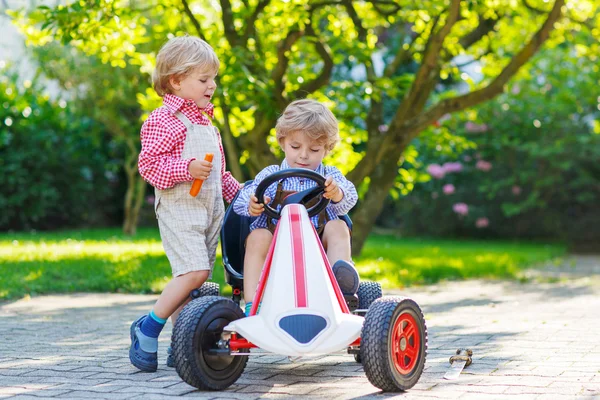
[254, 168, 330, 220]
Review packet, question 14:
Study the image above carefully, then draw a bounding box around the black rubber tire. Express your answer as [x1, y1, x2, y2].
[172, 296, 247, 390]
[361, 296, 427, 392]
[357, 281, 383, 310]
[191, 282, 220, 298]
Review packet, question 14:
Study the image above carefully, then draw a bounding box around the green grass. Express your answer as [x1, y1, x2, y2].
[0, 228, 566, 300]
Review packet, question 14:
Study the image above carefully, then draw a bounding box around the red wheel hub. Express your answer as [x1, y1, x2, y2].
[391, 312, 420, 374]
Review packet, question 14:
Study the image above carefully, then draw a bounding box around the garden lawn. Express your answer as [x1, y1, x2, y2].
[0, 228, 566, 300]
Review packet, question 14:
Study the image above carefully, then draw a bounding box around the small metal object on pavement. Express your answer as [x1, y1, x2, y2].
[443, 348, 473, 380]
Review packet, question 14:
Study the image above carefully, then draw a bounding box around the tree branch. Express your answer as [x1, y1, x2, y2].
[401, 0, 565, 136]
[181, 0, 205, 40]
[220, 0, 241, 47]
[392, 0, 461, 121]
[384, 29, 422, 77]
[368, 0, 401, 16]
[310, 0, 342, 11]
[290, 24, 334, 99]
[459, 15, 499, 51]
[242, 0, 270, 44]
[341, 0, 376, 81]
[270, 28, 304, 106]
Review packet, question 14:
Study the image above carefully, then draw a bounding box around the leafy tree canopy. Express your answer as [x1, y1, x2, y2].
[10, 0, 599, 253]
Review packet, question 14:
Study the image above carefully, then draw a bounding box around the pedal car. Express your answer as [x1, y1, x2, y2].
[171, 169, 427, 392]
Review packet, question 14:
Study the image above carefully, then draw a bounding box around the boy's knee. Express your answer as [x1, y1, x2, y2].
[324, 219, 350, 240]
[181, 270, 210, 288]
[247, 229, 273, 247]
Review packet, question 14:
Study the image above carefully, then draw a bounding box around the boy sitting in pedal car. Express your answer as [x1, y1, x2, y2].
[233, 99, 360, 315]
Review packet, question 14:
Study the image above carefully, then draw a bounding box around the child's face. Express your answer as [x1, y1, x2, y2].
[280, 131, 327, 171]
[171, 68, 217, 108]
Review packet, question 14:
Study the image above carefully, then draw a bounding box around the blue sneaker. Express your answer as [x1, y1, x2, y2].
[332, 260, 360, 295]
[166, 346, 174, 368]
[129, 315, 158, 372]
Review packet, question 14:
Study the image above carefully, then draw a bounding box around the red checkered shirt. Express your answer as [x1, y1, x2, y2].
[138, 94, 241, 203]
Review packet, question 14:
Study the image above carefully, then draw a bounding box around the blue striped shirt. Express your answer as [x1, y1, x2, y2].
[233, 160, 358, 232]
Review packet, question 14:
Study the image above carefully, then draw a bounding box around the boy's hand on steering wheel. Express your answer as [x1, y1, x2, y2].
[324, 176, 344, 203]
[249, 194, 271, 217]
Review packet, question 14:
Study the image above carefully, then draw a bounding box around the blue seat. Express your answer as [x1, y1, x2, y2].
[220, 181, 352, 301]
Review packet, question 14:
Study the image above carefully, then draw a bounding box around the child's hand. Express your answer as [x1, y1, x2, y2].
[249, 194, 271, 217]
[188, 159, 213, 181]
[324, 176, 344, 203]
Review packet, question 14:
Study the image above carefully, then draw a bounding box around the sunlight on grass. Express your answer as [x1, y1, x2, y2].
[0, 228, 566, 300]
[355, 236, 566, 289]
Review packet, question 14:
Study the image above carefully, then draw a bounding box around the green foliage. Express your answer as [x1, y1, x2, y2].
[7, 0, 599, 248]
[0, 66, 119, 230]
[13, 0, 597, 174]
[0, 228, 565, 300]
[385, 45, 600, 246]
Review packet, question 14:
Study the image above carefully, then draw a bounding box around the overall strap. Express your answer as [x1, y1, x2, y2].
[174, 111, 194, 130]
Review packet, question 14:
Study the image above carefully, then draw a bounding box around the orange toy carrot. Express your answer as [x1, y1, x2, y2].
[189, 153, 214, 197]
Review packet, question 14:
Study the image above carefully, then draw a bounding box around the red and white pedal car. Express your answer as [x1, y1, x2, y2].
[171, 169, 427, 392]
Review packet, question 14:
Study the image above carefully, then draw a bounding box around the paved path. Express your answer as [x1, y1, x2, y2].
[1, 256, 600, 399]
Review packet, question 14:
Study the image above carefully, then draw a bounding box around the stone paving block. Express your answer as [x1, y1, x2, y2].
[2, 396, 67, 400]
[54, 390, 135, 399]
[3, 388, 73, 397]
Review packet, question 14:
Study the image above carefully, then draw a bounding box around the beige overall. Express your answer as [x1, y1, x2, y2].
[154, 111, 224, 277]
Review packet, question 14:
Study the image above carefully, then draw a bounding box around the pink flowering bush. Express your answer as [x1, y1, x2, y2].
[475, 217, 489, 228]
[442, 162, 463, 173]
[465, 121, 489, 133]
[475, 160, 492, 171]
[443, 184, 455, 195]
[452, 203, 469, 216]
[426, 164, 445, 179]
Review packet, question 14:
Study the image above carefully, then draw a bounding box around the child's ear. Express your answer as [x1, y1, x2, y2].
[169, 76, 181, 92]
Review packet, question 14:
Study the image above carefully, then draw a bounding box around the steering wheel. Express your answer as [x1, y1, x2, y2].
[254, 168, 330, 220]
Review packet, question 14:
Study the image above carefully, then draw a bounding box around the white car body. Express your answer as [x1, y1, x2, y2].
[224, 204, 364, 356]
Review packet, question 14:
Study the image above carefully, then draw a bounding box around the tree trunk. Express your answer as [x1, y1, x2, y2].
[122, 140, 144, 235]
[123, 174, 146, 235]
[243, 116, 278, 176]
[351, 150, 404, 257]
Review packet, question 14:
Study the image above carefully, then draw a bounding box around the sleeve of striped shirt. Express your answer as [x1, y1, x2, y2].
[214, 128, 241, 204]
[138, 117, 194, 190]
[325, 165, 358, 216]
[233, 165, 279, 217]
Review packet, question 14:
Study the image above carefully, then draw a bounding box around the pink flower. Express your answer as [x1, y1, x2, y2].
[476, 160, 492, 172]
[439, 114, 451, 124]
[463, 155, 472, 162]
[452, 203, 469, 216]
[511, 84, 521, 95]
[442, 162, 463, 173]
[512, 185, 522, 196]
[476, 217, 489, 228]
[145, 195, 155, 205]
[426, 164, 445, 179]
[443, 184, 455, 195]
[465, 121, 489, 133]
[378, 124, 388, 132]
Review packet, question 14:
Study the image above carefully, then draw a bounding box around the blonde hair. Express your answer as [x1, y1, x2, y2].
[276, 99, 340, 151]
[152, 35, 220, 96]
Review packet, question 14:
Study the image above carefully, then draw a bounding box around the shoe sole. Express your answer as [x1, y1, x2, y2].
[333, 264, 359, 294]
